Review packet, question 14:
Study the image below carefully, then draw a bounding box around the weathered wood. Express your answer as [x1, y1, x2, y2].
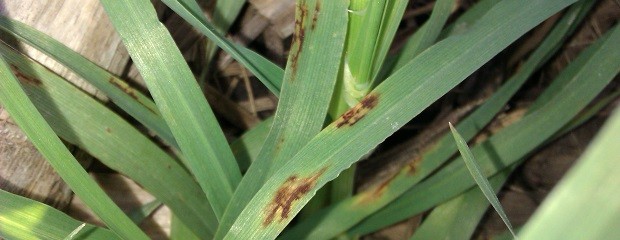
[0, 115, 72, 208]
[249, 0, 295, 38]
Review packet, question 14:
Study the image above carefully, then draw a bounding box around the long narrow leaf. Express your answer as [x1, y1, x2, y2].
[412, 85, 614, 240]
[0, 43, 217, 238]
[0, 56, 147, 240]
[223, 0, 578, 239]
[440, 0, 502, 37]
[160, 0, 283, 95]
[215, 1, 349, 238]
[369, 0, 409, 83]
[205, 0, 247, 60]
[100, 0, 242, 219]
[450, 123, 517, 238]
[412, 80, 610, 240]
[351, 24, 620, 235]
[410, 165, 515, 240]
[170, 214, 201, 240]
[236, 45, 284, 95]
[379, 0, 501, 80]
[230, 117, 274, 171]
[127, 200, 162, 225]
[0, 189, 120, 240]
[0, 17, 175, 146]
[0, 15, 281, 170]
[392, 0, 455, 71]
[518, 107, 620, 239]
[282, 0, 587, 238]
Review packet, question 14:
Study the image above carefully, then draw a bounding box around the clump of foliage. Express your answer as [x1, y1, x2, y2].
[0, 0, 618, 239]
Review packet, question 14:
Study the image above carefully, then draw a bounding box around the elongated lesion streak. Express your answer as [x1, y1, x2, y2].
[263, 167, 328, 226]
[335, 93, 380, 128]
[289, 1, 308, 81]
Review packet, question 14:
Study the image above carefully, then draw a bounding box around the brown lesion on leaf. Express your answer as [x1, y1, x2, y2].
[263, 167, 328, 226]
[405, 155, 423, 176]
[355, 168, 400, 205]
[10, 65, 42, 86]
[108, 77, 157, 114]
[274, 135, 286, 153]
[335, 93, 380, 128]
[109, 77, 138, 100]
[372, 171, 398, 197]
[356, 153, 425, 205]
[311, 0, 321, 30]
[289, 1, 308, 82]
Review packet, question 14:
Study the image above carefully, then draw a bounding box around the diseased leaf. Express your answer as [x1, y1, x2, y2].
[351, 24, 620, 235]
[0, 43, 217, 238]
[224, 0, 579, 239]
[0, 54, 147, 240]
[215, 1, 349, 238]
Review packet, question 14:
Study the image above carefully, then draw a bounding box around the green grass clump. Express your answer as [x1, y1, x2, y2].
[0, 0, 618, 239]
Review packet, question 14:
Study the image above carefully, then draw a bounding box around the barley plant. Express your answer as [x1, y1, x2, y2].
[0, 0, 618, 239]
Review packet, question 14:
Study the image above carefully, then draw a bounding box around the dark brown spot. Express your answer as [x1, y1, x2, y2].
[360, 94, 379, 108]
[109, 77, 138, 100]
[335, 94, 380, 128]
[108, 77, 157, 114]
[274, 136, 286, 153]
[289, 1, 308, 82]
[105, 127, 112, 133]
[263, 167, 328, 226]
[10, 65, 42, 86]
[311, 1, 320, 30]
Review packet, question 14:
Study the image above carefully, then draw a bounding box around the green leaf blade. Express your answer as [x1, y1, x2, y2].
[409, 165, 515, 240]
[100, 0, 242, 220]
[0, 56, 147, 240]
[215, 0, 349, 238]
[0, 189, 120, 240]
[224, 0, 579, 239]
[449, 122, 517, 238]
[280, 0, 584, 238]
[0, 17, 176, 146]
[518, 105, 620, 240]
[351, 23, 620, 235]
[392, 0, 456, 71]
[0, 43, 217, 238]
[161, 0, 283, 96]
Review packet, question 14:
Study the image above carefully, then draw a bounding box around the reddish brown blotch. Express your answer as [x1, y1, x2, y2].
[263, 167, 328, 226]
[289, 1, 308, 81]
[10, 65, 42, 86]
[311, 0, 321, 30]
[335, 93, 380, 128]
